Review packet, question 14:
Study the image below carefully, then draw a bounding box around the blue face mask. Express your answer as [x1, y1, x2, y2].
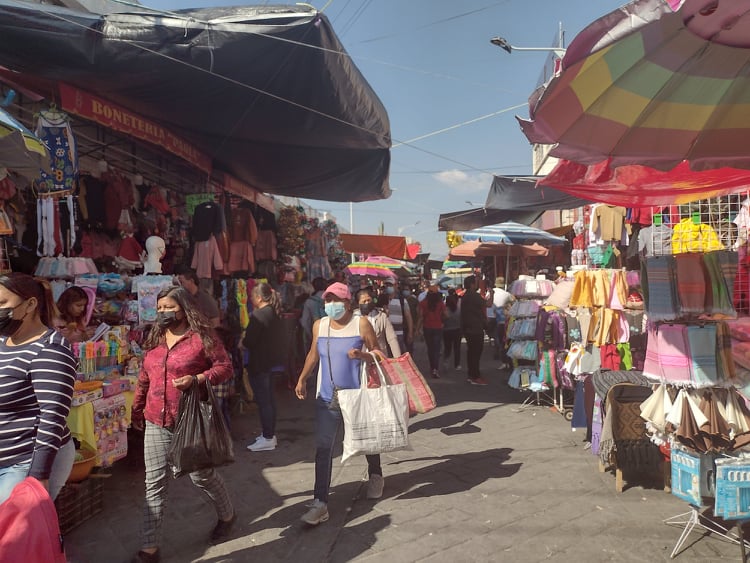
[324, 301, 347, 320]
[385, 287, 395, 295]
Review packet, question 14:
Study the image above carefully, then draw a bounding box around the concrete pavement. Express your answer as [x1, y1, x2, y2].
[65, 341, 747, 562]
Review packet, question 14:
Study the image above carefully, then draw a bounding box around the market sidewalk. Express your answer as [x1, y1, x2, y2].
[66, 340, 745, 563]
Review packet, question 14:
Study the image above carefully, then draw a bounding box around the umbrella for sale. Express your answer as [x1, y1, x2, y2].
[0, 106, 50, 180]
[344, 261, 397, 279]
[361, 255, 412, 278]
[697, 389, 732, 453]
[519, 0, 750, 173]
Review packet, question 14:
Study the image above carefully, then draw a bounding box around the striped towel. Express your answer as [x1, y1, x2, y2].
[716, 321, 736, 381]
[674, 253, 706, 315]
[642, 325, 661, 380]
[656, 324, 691, 383]
[703, 250, 737, 316]
[685, 324, 718, 386]
[645, 256, 678, 321]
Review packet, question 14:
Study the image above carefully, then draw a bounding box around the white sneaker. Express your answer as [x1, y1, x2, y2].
[247, 435, 277, 452]
[301, 499, 329, 525]
[455, 365, 462, 371]
[367, 474, 384, 499]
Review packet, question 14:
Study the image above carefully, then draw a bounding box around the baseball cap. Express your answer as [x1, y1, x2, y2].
[323, 282, 351, 300]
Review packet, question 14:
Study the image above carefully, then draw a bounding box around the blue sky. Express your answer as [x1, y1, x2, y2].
[146, 0, 627, 258]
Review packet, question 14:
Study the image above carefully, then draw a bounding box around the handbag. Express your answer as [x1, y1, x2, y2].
[166, 380, 235, 478]
[0, 478, 66, 563]
[369, 351, 436, 415]
[337, 362, 410, 463]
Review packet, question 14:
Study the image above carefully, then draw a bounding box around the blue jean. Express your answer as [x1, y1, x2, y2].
[314, 397, 381, 503]
[423, 327, 443, 371]
[0, 438, 76, 504]
[250, 371, 277, 439]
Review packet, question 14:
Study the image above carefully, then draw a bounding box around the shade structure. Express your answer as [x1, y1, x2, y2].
[344, 262, 397, 279]
[362, 255, 411, 277]
[448, 241, 549, 260]
[0, 2, 390, 202]
[340, 234, 409, 260]
[0, 106, 49, 179]
[518, 0, 750, 172]
[459, 222, 567, 246]
[539, 158, 750, 207]
[438, 175, 592, 231]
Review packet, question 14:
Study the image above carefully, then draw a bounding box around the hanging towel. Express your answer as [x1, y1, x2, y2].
[674, 253, 706, 315]
[645, 256, 678, 321]
[716, 321, 736, 381]
[685, 324, 718, 386]
[656, 324, 691, 383]
[703, 251, 733, 316]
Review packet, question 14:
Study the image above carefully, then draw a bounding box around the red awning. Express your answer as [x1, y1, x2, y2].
[340, 234, 408, 260]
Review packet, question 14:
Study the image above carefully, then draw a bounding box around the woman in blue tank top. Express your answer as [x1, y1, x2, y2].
[295, 282, 383, 525]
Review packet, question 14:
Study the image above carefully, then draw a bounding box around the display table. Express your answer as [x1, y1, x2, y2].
[67, 390, 133, 466]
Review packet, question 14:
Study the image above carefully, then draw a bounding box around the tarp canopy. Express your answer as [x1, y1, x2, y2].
[438, 175, 592, 231]
[448, 241, 549, 259]
[340, 234, 409, 261]
[0, 1, 391, 202]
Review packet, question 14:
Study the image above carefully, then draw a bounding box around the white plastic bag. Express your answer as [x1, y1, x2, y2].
[338, 362, 410, 463]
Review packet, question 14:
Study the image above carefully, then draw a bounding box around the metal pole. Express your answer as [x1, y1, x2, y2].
[349, 201, 355, 262]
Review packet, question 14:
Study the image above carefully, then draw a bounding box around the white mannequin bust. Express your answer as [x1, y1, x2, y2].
[141, 236, 166, 274]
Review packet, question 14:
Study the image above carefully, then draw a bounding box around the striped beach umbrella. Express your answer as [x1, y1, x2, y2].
[458, 222, 567, 246]
[0, 106, 50, 179]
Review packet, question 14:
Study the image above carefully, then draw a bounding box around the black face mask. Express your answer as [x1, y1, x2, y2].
[359, 303, 374, 316]
[0, 305, 24, 337]
[156, 311, 180, 329]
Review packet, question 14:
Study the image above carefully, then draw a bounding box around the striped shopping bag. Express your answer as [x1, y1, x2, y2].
[370, 352, 436, 415]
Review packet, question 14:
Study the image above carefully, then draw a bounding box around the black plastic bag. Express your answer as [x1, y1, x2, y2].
[166, 380, 234, 478]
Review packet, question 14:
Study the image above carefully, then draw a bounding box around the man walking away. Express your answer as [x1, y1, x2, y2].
[460, 275, 490, 385]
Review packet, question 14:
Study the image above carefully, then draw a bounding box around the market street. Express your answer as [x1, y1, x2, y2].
[65, 341, 745, 563]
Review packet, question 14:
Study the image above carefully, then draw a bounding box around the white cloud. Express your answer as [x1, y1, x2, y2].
[432, 169, 491, 193]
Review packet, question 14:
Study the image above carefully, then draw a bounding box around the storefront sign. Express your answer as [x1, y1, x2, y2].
[59, 83, 213, 174]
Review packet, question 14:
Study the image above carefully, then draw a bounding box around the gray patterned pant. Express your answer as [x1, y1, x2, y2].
[141, 422, 234, 549]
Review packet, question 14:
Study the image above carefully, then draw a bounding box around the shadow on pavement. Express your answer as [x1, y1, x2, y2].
[386, 447, 521, 499]
[409, 408, 489, 435]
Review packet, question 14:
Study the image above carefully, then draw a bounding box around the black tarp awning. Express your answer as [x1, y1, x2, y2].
[438, 175, 592, 231]
[0, 1, 391, 202]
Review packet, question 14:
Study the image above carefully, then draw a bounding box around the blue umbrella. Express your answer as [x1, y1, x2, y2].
[459, 221, 567, 246]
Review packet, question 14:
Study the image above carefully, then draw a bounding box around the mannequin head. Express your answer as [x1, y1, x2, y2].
[143, 236, 166, 274]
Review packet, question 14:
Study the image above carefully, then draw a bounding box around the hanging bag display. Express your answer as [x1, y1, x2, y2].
[337, 360, 410, 463]
[369, 350, 436, 415]
[166, 379, 234, 478]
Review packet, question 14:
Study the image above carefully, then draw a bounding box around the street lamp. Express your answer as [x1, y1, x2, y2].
[490, 22, 566, 59]
[397, 221, 420, 236]
[490, 36, 566, 58]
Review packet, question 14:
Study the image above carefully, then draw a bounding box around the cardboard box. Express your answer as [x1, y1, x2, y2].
[71, 388, 103, 407]
[671, 449, 716, 506]
[714, 458, 750, 520]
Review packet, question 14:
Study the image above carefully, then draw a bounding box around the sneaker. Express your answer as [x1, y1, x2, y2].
[301, 499, 329, 525]
[469, 377, 489, 386]
[131, 550, 160, 563]
[367, 474, 384, 499]
[455, 365, 462, 371]
[211, 512, 236, 541]
[247, 435, 277, 452]
[497, 363, 508, 370]
[431, 369, 440, 379]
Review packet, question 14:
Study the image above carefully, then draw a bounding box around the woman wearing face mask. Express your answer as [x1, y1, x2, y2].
[131, 286, 234, 563]
[294, 282, 382, 526]
[355, 288, 400, 358]
[243, 282, 285, 452]
[0, 273, 77, 504]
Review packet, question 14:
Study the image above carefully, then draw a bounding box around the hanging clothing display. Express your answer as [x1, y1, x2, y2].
[35, 108, 77, 194]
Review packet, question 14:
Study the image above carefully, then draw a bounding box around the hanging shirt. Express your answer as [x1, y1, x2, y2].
[638, 224, 673, 257]
[671, 218, 723, 254]
[591, 205, 627, 242]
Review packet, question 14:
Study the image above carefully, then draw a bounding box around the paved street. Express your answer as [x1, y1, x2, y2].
[66, 341, 747, 562]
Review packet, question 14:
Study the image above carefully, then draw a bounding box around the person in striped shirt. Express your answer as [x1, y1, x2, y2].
[0, 273, 77, 504]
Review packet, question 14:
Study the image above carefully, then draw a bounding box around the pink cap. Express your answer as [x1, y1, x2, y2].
[323, 282, 351, 300]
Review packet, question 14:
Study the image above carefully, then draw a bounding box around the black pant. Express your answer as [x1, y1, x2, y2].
[442, 329, 461, 367]
[464, 332, 484, 379]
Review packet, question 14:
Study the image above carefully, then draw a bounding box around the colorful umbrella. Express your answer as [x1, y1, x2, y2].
[519, 0, 750, 172]
[458, 222, 567, 246]
[448, 241, 549, 259]
[344, 261, 397, 279]
[360, 256, 412, 277]
[0, 106, 50, 179]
